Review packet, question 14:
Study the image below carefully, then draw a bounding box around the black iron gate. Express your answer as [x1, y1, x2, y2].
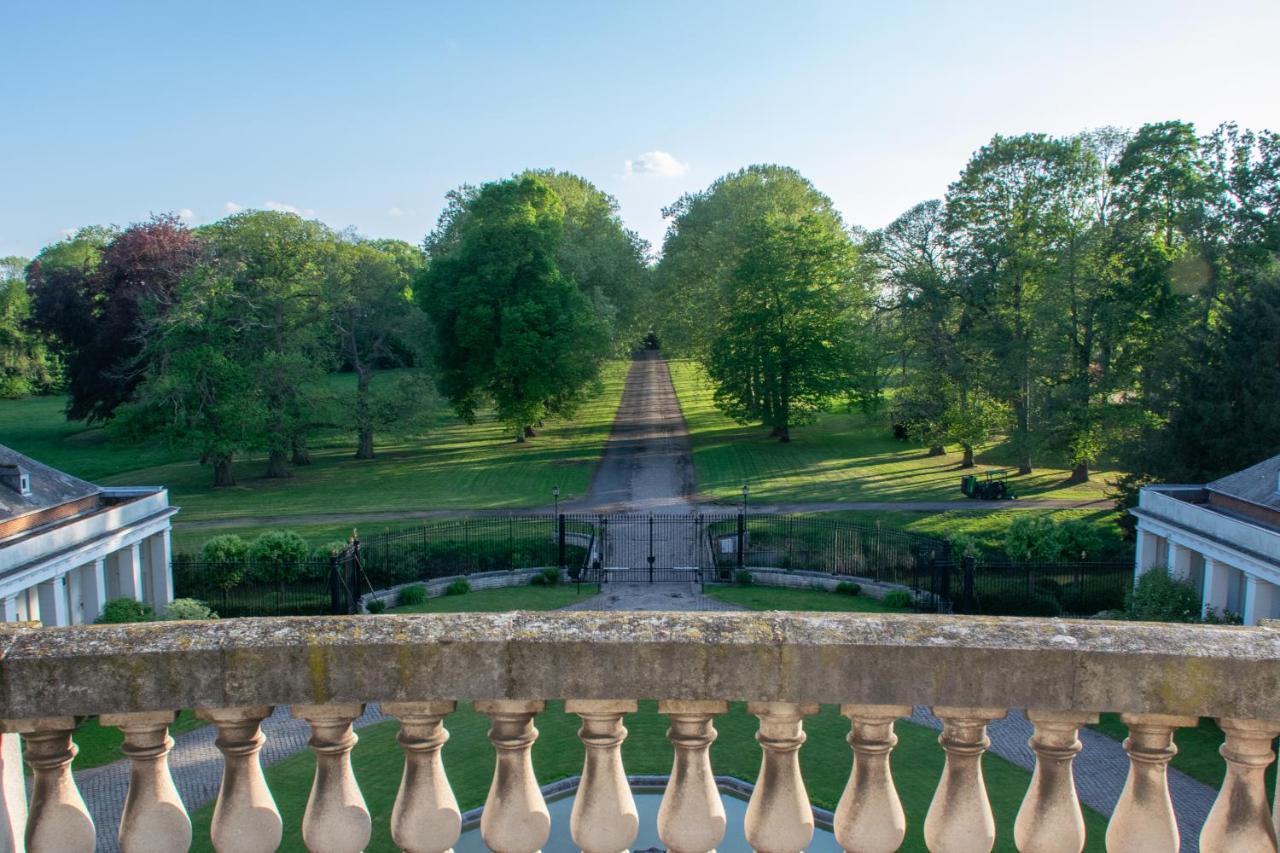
[574, 513, 732, 584]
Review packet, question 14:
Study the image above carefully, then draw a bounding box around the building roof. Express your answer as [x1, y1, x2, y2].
[1207, 453, 1280, 511]
[0, 443, 101, 522]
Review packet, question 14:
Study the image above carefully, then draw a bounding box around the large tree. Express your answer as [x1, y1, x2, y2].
[705, 212, 862, 441]
[0, 256, 59, 397]
[325, 237, 429, 458]
[26, 217, 200, 422]
[418, 175, 609, 441]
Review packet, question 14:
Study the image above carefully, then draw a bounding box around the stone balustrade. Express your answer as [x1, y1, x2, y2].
[0, 611, 1277, 852]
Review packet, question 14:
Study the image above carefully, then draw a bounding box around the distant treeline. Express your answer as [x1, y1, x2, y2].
[3, 121, 1278, 510]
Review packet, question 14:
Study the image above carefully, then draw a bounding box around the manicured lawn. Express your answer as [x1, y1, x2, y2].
[389, 585, 599, 613]
[1, 362, 628, 550]
[705, 584, 909, 612]
[813, 508, 1131, 560]
[669, 359, 1115, 505]
[187, 701, 1110, 853]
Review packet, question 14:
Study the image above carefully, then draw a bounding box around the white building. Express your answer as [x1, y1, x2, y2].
[0, 444, 177, 626]
[1130, 453, 1280, 625]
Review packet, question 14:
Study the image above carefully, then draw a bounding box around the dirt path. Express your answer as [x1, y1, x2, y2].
[570, 350, 695, 513]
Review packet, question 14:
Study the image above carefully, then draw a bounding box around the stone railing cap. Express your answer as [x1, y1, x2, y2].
[0, 612, 1276, 720]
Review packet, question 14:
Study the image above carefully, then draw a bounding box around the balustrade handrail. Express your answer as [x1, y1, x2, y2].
[1, 612, 1277, 719]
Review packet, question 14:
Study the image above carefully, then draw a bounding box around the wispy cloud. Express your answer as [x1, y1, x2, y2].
[624, 150, 689, 178]
[386, 206, 416, 218]
[224, 201, 243, 214]
[177, 208, 196, 223]
[264, 200, 317, 217]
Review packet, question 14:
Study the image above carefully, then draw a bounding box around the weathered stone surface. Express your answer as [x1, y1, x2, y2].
[0, 612, 1277, 719]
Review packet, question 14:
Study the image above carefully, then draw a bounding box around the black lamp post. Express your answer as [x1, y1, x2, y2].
[741, 483, 749, 513]
[553, 485, 560, 517]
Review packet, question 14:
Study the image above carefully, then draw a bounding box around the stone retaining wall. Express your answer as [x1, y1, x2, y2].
[360, 567, 563, 611]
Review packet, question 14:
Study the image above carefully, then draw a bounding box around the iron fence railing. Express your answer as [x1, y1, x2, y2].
[173, 515, 1133, 618]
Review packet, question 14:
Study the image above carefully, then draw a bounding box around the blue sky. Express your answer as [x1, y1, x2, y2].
[5, 0, 1279, 259]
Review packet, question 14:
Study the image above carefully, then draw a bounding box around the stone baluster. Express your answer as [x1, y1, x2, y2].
[101, 710, 191, 853]
[657, 699, 729, 853]
[1013, 710, 1096, 853]
[924, 706, 1007, 853]
[384, 701, 461, 853]
[0, 717, 94, 853]
[197, 706, 282, 853]
[475, 700, 549, 853]
[744, 701, 819, 853]
[1199, 717, 1280, 853]
[566, 699, 639, 853]
[293, 704, 370, 853]
[1104, 713, 1196, 853]
[834, 704, 911, 853]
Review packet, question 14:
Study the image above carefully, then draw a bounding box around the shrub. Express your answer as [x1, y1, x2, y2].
[445, 579, 471, 596]
[835, 581, 862, 596]
[248, 530, 310, 584]
[202, 534, 249, 564]
[1059, 580, 1126, 615]
[735, 570, 753, 586]
[397, 584, 428, 606]
[366, 599, 387, 614]
[540, 567, 561, 586]
[163, 598, 218, 620]
[313, 541, 349, 562]
[96, 598, 154, 624]
[882, 589, 913, 609]
[1126, 568, 1201, 623]
[1004, 516, 1102, 562]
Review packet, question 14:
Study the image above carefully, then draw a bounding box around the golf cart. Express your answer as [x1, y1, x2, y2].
[960, 468, 1016, 500]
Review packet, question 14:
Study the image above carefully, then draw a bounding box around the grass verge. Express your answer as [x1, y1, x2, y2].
[704, 585, 909, 612]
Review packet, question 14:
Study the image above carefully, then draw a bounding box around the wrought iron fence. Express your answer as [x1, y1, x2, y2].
[173, 514, 1133, 618]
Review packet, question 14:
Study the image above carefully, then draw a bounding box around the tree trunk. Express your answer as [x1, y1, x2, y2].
[265, 449, 291, 478]
[356, 429, 375, 460]
[515, 430, 526, 443]
[291, 436, 312, 466]
[1068, 461, 1089, 484]
[777, 425, 790, 443]
[769, 426, 784, 438]
[928, 444, 945, 457]
[961, 445, 975, 468]
[213, 455, 235, 487]
[1019, 459, 1033, 476]
[523, 425, 536, 438]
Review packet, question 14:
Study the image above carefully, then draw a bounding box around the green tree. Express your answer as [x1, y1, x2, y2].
[325, 238, 429, 458]
[0, 256, 59, 397]
[705, 212, 862, 441]
[942, 387, 1010, 468]
[418, 175, 610, 441]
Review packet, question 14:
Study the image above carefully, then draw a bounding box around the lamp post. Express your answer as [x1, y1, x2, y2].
[553, 485, 560, 517]
[741, 483, 749, 514]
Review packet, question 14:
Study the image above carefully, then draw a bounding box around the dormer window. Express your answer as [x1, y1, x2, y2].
[0, 463, 31, 497]
[19, 473, 30, 496]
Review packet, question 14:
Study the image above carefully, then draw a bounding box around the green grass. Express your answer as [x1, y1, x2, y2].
[669, 359, 1115, 505]
[187, 701, 1110, 853]
[0, 362, 628, 546]
[811, 508, 1131, 560]
[389, 585, 598, 613]
[705, 584, 910, 612]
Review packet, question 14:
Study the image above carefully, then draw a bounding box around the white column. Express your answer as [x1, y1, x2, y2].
[145, 532, 174, 609]
[79, 559, 107, 624]
[0, 732, 26, 853]
[117, 544, 143, 602]
[1242, 577, 1276, 627]
[0, 597, 16, 624]
[1135, 529, 1161, 576]
[1167, 542, 1193, 582]
[36, 576, 70, 627]
[66, 569, 83, 626]
[1202, 559, 1231, 618]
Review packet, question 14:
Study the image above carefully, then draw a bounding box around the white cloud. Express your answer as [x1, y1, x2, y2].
[624, 150, 689, 178]
[386, 206, 416, 218]
[223, 201, 243, 214]
[264, 200, 317, 217]
[177, 208, 196, 223]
